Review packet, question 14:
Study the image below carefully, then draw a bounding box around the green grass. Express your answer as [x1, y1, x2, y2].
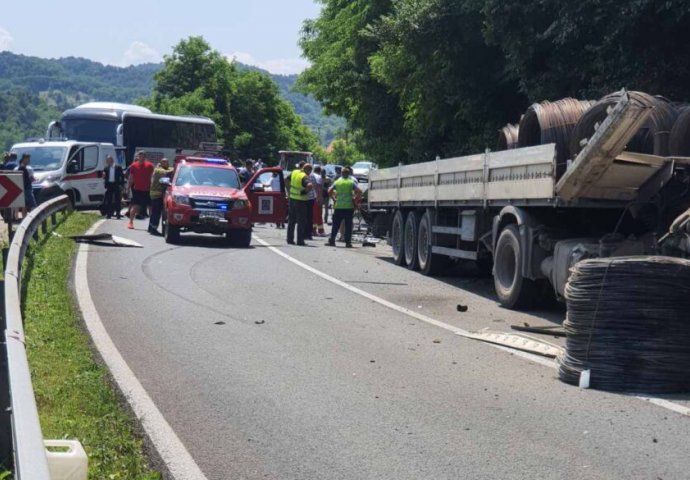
[22, 212, 160, 480]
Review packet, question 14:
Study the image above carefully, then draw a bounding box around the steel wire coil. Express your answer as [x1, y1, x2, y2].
[570, 91, 678, 158]
[559, 256, 690, 393]
[497, 123, 519, 151]
[669, 106, 690, 156]
[517, 98, 595, 176]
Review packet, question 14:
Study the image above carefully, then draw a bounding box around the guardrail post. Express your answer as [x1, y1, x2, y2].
[41, 219, 48, 236]
[51, 212, 57, 226]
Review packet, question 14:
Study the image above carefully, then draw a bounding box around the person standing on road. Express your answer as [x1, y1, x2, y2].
[148, 158, 173, 235]
[16, 153, 37, 214]
[327, 167, 361, 248]
[127, 151, 154, 230]
[102, 155, 124, 219]
[287, 163, 313, 246]
[311, 165, 325, 236]
[304, 166, 320, 240]
[2, 152, 18, 171]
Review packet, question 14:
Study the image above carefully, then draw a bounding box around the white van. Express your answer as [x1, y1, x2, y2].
[10, 140, 122, 208]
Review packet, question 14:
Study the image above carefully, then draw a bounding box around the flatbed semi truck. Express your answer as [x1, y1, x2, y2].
[368, 92, 690, 308]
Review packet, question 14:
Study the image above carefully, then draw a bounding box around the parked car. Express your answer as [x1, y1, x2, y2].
[351, 161, 377, 182]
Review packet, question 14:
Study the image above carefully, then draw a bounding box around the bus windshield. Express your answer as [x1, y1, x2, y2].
[9, 146, 67, 171]
[175, 166, 241, 189]
[61, 119, 118, 144]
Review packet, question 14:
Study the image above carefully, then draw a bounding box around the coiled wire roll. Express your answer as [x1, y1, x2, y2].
[497, 123, 519, 151]
[559, 256, 690, 393]
[669, 105, 690, 156]
[517, 98, 595, 176]
[570, 91, 678, 158]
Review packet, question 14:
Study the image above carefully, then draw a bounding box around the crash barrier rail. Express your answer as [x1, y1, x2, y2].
[3, 194, 74, 479]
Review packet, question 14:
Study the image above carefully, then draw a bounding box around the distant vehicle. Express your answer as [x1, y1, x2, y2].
[10, 140, 122, 207]
[278, 150, 314, 171]
[351, 161, 377, 183]
[322, 164, 342, 180]
[47, 102, 217, 165]
[161, 157, 287, 246]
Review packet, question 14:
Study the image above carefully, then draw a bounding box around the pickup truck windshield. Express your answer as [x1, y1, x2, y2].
[9, 146, 67, 171]
[175, 166, 241, 189]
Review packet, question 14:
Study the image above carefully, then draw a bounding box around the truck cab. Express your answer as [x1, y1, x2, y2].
[10, 140, 121, 208]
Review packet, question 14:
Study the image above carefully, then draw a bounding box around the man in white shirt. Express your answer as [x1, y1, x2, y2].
[311, 166, 325, 236]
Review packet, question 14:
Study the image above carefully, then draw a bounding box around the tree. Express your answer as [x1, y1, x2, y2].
[147, 36, 318, 162]
[299, 0, 408, 166]
[483, 0, 690, 100]
[369, 0, 527, 158]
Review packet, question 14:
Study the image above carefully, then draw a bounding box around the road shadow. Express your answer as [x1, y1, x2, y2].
[173, 234, 257, 250]
[375, 255, 566, 326]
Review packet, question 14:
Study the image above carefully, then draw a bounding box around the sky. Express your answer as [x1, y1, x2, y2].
[0, 0, 321, 75]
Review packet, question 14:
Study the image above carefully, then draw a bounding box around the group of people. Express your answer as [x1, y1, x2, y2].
[286, 162, 362, 248]
[100, 151, 173, 235]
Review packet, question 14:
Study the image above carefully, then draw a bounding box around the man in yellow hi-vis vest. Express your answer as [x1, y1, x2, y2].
[287, 163, 313, 246]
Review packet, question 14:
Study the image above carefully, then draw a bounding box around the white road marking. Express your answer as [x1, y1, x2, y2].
[254, 234, 690, 418]
[75, 221, 209, 480]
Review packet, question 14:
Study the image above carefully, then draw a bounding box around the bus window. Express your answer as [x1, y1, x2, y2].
[61, 119, 119, 143]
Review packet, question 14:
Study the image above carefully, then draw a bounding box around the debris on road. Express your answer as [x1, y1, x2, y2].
[67, 233, 143, 248]
[510, 324, 566, 337]
[214, 321, 226, 325]
[456, 304, 468, 312]
[455, 329, 562, 358]
[433, 339, 441, 344]
[255, 320, 265, 325]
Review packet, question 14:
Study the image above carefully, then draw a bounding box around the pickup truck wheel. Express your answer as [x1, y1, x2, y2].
[404, 211, 422, 270]
[164, 222, 180, 244]
[229, 229, 252, 248]
[391, 209, 406, 266]
[493, 224, 537, 309]
[417, 211, 448, 276]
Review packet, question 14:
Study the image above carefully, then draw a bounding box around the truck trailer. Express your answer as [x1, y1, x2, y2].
[368, 92, 690, 309]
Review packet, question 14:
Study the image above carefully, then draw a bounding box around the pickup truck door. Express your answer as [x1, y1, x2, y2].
[243, 167, 287, 225]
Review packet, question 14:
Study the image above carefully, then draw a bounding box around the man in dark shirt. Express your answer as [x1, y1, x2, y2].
[103, 155, 125, 219]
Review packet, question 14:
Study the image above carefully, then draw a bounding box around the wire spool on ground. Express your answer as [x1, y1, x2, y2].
[570, 91, 678, 158]
[517, 98, 595, 176]
[497, 124, 519, 151]
[559, 256, 690, 393]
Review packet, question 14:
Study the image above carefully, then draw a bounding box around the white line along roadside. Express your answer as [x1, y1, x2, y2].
[74, 220, 209, 480]
[253, 234, 690, 419]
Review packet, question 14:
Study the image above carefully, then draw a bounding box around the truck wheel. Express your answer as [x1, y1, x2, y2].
[417, 211, 447, 276]
[493, 224, 536, 309]
[229, 229, 252, 248]
[404, 211, 422, 270]
[164, 222, 180, 244]
[391, 209, 406, 266]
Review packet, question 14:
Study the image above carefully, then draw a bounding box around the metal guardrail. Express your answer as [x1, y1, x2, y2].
[4, 195, 73, 479]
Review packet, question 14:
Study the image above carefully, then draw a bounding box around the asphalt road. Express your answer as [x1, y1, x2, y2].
[83, 219, 690, 480]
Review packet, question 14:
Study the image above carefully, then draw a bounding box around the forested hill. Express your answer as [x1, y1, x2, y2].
[0, 51, 343, 149]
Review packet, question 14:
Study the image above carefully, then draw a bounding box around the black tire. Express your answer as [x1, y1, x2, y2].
[391, 209, 406, 266]
[404, 211, 422, 270]
[493, 224, 537, 309]
[417, 211, 448, 276]
[229, 228, 252, 248]
[164, 213, 180, 244]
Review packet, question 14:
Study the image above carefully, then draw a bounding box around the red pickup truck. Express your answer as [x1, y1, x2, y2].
[161, 157, 286, 247]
